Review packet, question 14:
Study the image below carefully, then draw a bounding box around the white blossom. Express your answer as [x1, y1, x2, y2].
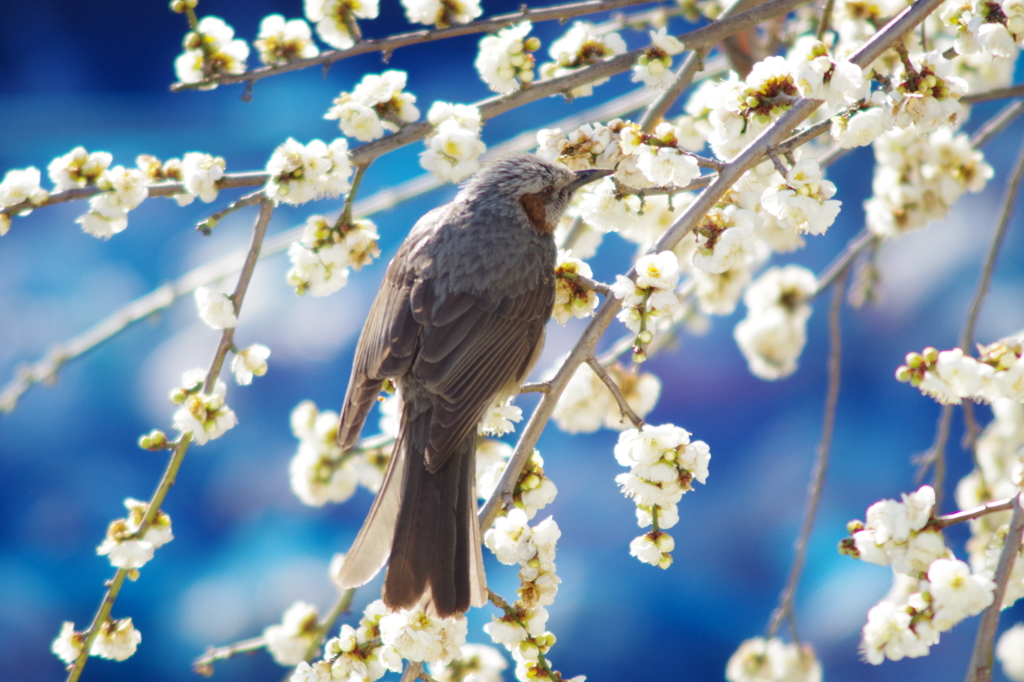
[726, 637, 822, 682]
[90, 618, 141, 661]
[379, 608, 467, 664]
[0, 167, 48, 208]
[180, 152, 225, 203]
[997, 623, 1024, 682]
[266, 138, 353, 205]
[476, 22, 536, 94]
[540, 22, 626, 97]
[861, 600, 931, 664]
[255, 15, 319, 65]
[194, 287, 238, 329]
[51, 622, 84, 664]
[402, 0, 481, 26]
[928, 558, 995, 630]
[96, 498, 174, 570]
[421, 109, 486, 183]
[305, 0, 379, 50]
[171, 370, 237, 445]
[48, 147, 112, 190]
[232, 344, 270, 385]
[175, 16, 249, 86]
[264, 601, 320, 665]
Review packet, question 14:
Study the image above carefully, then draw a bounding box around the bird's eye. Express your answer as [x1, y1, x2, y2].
[541, 185, 554, 196]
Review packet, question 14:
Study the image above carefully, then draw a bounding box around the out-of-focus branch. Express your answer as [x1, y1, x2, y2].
[970, 100, 1024, 148]
[964, 493, 1024, 682]
[767, 265, 847, 639]
[586, 357, 645, 428]
[961, 83, 1024, 104]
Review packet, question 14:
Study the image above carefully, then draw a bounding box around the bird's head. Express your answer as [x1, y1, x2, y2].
[457, 152, 612, 235]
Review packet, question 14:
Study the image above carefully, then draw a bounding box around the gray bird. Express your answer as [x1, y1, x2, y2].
[333, 152, 610, 617]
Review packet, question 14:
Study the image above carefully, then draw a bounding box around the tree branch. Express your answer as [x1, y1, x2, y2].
[964, 493, 1024, 682]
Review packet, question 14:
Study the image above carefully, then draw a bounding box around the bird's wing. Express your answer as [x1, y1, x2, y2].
[336, 252, 420, 450]
[411, 270, 554, 473]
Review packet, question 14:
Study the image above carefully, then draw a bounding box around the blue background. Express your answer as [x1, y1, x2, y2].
[2, 1, 1024, 681]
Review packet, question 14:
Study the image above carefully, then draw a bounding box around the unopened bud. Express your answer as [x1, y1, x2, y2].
[657, 553, 673, 569]
[655, 533, 675, 552]
[524, 37, 541, 52]
[633, 349, 647, 364]
[895, 366, 912, 383]
[922, 347, 939, 363]
[139, 429, 169, 451]
[638, 330, 653, 345]
[906, 352, 923, 368]
[184, 31, 202, 50]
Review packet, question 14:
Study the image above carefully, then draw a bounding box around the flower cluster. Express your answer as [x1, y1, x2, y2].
[255, 14, 319, 66]
[612, 251, 682, 361]
[860, 558, 995, 664]
[420, 103, 486, 183]
[788, 37, 869, 107]
[428, 644, 508, 682]
[631, 28, 686, 88]
[174, 16, 249, 87]
[890, 50, 968, 133]
[760, 159, 842, 236]
[379, 605, 467, 664]
[896, 339, 1024, 404]
[552, 250, 600, 324]
[264, 601, 321, 665]
[845, 485, 945, 574]
[614, 424, 711, 568]
[690, 201, 761, 274]
[176, 152, 226, 205]
[325, 70, 420, 142]
[52, 618, 142, 664]
[551, 362, 661, 434]
[265, 137, 353, 205]
[0, 167, 48, 217]
[287, 214, 381, 296]
[942, 0, 1024, 58]
[49, 146, 112, 190]
[305, 0, 379, 50]
[95, 498, 173, 570]
[484, 511, 568, 682]
[725, 637, 822, 682]
[622, 121, 703, 188]
[75, 165, 149, 239]
[865, 126, 992, 238]
[734, 265, 816, 381]
[841, 485, 999, 663]
[232, 344, 271, 385]
[289, 400, 387, 507]
[536, 120, 627, 173]
[956, 399, 1024, 608]
[706, 56, 801, 159]
[539, 22, 627, 98]
[401, 0, 481, 28]
[290, 600, 402, 681]
[475, 22, 540, 94]
[170, 369, 238, 445]
[507, 452, 558, 520]
[830, 92, 893, 149]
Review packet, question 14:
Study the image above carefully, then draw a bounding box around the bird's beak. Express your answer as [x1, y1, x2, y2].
[566, 168, 614, 192]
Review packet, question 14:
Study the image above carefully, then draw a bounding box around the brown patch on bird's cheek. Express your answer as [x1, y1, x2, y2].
[519, 192, 554, 234]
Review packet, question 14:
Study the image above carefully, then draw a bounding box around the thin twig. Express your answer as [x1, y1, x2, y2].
[767, 265, 847, 638]
[301, 588, 356, 663]
[586, 357, 645, 428]
[337, 165, 369, 229]
[197, 191, 264, 235]
[813, 229, 875, 296]
[961, 83, 1024, 104]
[964, 493, 1024, 682]
[65, 200, 274, 682]
[193, 636, 268, 675]
[400, 661, 423, 682]
[932, 496, 1016, 528]
[520, 381, 551, 394]
[638, 50, 705, 132]
[574, 274, 613, 297]
[969, 100, 1024, 148]
[816, 0, 837, 39]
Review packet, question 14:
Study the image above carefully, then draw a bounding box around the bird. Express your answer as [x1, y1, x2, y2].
[332, 152, 610, 618]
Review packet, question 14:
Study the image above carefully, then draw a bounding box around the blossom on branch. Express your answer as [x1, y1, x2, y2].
[734, 265, 816, 380]
[170, 370, 237, 445]
[421, 102, 485, 182]
[232, 344, 271, 385]
[476, 22, 539, 94]
[255, 15, 319, 65]
[96, 498, 173, 570]
[265, 137, 353, 205]
[325, 70, 419, 142]
[540, 22, 626, 98]
[174, 16, 249, 87]
[305, 0, 379, 50]
[402, 0, 481, 28]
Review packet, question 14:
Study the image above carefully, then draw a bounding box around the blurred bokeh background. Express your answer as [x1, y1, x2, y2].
[2, 1, 1024, 680]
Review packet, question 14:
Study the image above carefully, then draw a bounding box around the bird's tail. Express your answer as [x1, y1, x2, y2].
[334, 400, 487, 618]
